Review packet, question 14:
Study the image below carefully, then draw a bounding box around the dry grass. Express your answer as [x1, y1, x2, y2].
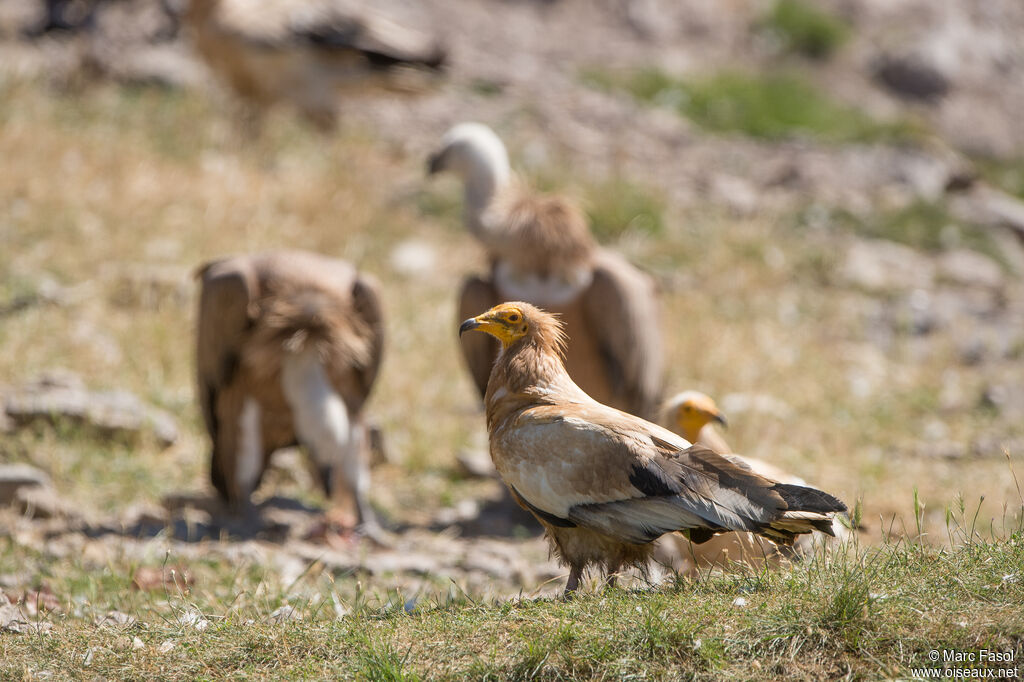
[0, 77, 1022, 678]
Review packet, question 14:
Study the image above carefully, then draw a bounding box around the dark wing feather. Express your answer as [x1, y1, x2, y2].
[580, 249, 664, 420]
[291, 5, 445, 68]
[568, 442, 847, 547]
[196, 257, 256, 438]
[196, 257, 256, 499]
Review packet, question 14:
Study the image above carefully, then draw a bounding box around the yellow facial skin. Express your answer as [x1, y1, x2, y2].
[675, 399, 727, 443]
[459, 303, 528, 347]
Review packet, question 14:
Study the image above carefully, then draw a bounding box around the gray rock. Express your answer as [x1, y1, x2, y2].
[0, 464, 51, 506]
[267, 604, 302, 624]
[95, 610, 136, 629]
[455, 448, 497, 479]
[4, 374, 178, 447]
[951, 186, 1024, 244]
[14, 486, 75, 520]
[389, 239, 438, 279]
[363, 551, 440, 577]
[937, 249, 1004, 290]
[840, 239, 935, 292]
[873, 52, 951, 102]
[981, 384, 1024, 420]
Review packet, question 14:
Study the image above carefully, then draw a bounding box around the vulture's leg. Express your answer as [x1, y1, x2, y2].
[564, 566, 583, 598]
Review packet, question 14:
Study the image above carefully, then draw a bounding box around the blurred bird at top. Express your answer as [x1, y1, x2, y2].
[183, 0, 447, 131]
[657, 390, 852, 574]
[428, 123, 664, 421]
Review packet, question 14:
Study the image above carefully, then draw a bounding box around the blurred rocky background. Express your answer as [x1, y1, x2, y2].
[0, 0, 1022, 604]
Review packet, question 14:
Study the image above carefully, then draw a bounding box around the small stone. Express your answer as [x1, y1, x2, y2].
[732, 597, 748, 607]
[132, 637, 145, 650]
[178, 610, 209, 631]
[16, 587, 61, 616]
[157, 640, 175, 654]
[840, 239, 935, 292]
[872, 52, 950, 102]
[937, 249, 1004, 290]
[96, 611, 136, 629]
[0, 464, 51, 506]
[14, 486, 74, 520]
[389, 239, 437, 278]
[3, 374, 178, 447]
[268, 605, 302, 624]
[455, 448, 496, 479]
[132, 565, 194, 592]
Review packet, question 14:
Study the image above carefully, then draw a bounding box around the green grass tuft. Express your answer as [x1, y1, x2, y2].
[760, 0, 850, 60]
[356, 634, 421, 682]
[827, 200, 1009, 266]
[590, 68, 920, 144]
[975, 156, 1024, 200]
[583, 178, 666, 240]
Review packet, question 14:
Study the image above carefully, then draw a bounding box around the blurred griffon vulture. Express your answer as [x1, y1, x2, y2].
[196, 250, 384, 537]
[429, 123, 664, 421]
[184, 0, 446, 130]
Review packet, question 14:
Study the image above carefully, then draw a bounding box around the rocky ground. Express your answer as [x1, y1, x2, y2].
[1, 0, 1023, 620]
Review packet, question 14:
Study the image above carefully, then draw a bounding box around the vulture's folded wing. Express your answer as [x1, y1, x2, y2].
[495, 404, 845, 546]
[350, 272, 385, 408]
[580, 249, 663, 419]
[196, 257, 256, 438]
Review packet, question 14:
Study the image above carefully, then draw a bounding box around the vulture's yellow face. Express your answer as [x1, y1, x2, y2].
[459, 303, 529, 346]
[674, 394, 727, 441]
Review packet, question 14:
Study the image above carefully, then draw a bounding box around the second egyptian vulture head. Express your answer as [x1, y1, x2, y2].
[663, 390, 727, 442]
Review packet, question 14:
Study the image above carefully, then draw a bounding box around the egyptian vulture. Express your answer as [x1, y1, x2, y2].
[658, 391, 841, 573]
[196, 250, 383, 535]
[459, 302, 847, 594]
[429, 123, 664, 421]
[184, 0, 446, 130]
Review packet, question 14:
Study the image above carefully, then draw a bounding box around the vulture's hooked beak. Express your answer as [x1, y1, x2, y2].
[712, 412, 728, 429]
[459, 317, 481, 336]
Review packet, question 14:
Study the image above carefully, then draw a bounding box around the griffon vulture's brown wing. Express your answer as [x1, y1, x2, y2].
[457, 274, 501, 398]
[196, 257, 256, 498]
[349, 272, 385, 410]
[196, 257, 256, 439]
[580, 249, 664, 420]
